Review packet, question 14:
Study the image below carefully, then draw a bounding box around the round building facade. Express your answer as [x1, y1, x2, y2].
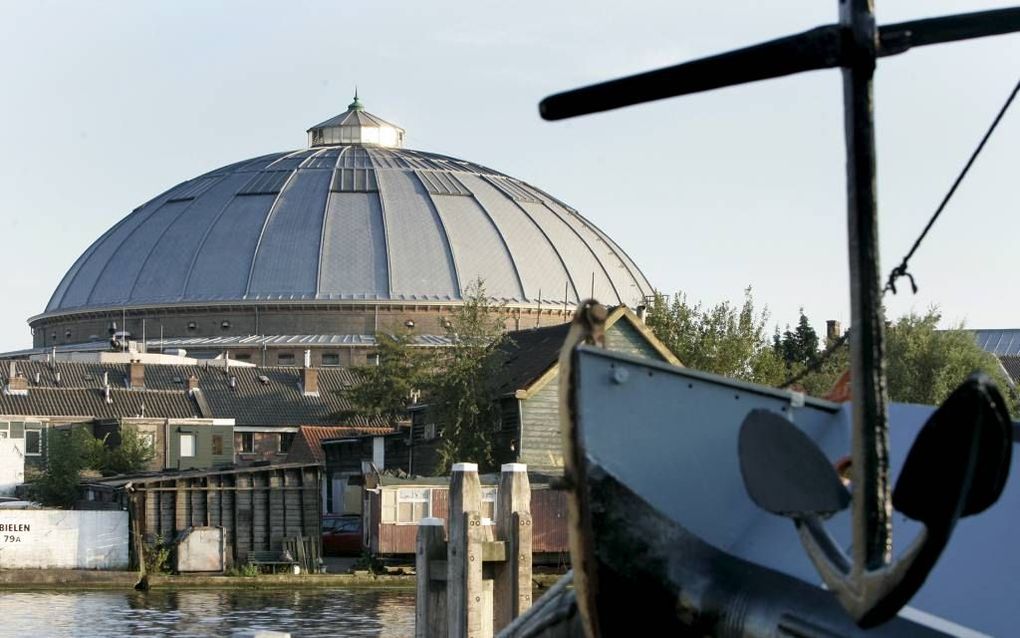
[30, 98, 653, 365]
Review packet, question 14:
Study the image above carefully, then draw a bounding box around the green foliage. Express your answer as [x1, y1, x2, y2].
[29, 427, 104, 507]
[347, 330, 426, 424]
[144, 533, 173, 574]
[645, 287, 785, 385]
[884, 309, 1015, 410]
[99, 427, 156, 476]
[432, 279, 509, 474]
[773, 310, 820, 367]
[646, 291, 1013, 412]
[227, 562, 260, 577]
[30, 425, 155, 507]
[342, 278, 510, 474]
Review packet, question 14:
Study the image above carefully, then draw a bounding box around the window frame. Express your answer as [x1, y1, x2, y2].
[179, 433, 196, 458]
[24, 429, 42, 456]
[241, 432, 255, 454]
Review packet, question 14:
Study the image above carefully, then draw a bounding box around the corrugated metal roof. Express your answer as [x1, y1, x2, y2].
[43, 128, 652, 316]
[0, 334, 454, 358]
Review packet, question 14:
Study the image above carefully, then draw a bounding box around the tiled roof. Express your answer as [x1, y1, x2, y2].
[0, 387, 196, 419]
[999, 356, 1020, 384]
[490, 322, 572, 397]
[287, 425, 398, 464]
[1, 360, 384, 427]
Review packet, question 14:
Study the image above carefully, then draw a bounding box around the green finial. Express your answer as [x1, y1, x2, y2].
[348, 86, 363, 111]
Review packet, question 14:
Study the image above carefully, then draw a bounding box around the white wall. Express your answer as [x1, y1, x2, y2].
[0, 510, 128, 569]
[0, 440, 25, 496]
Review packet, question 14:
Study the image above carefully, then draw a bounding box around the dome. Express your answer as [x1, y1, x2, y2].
[42, 100, 652, 319]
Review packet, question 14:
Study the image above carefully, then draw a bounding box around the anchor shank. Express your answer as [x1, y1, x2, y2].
[841, 0, 892, 574]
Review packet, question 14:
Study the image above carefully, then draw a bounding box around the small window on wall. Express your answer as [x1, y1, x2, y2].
[180, 433, 196, 458]
[395, 487, 431, 524]
[234, 353, 252, 362]
[278, 353, 296, 366]
[212, 434, 224, 456]
[140, 432, 155, 451]
[321, 353, 340, 366]
[24, 430, 42, 456]
[481, 487, 497, 522]
[279, 432, 295, 453]
[0, 422, 8, 439]
[241, 432, 255, 454]
[423, 423, 437, 441]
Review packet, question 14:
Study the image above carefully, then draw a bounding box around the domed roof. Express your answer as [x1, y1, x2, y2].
[43, 101, 652, 316]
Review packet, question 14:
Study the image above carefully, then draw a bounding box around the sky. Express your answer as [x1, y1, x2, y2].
[0, 1, 1018, 353]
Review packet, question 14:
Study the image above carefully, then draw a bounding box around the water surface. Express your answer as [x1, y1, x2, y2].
[0, 588, 415, 637]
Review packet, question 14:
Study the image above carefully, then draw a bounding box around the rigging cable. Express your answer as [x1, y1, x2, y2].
[780, 75, 1020, 389]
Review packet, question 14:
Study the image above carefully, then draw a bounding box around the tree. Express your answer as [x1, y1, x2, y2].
[99, 427, 156, 476]
[645, 287, 785, 385]
[774, 310, 820, 367]
[347, 329, 426, 424]
[30, 426, 155, 507]
[30, 427, 103, 507]
[431, 279, 510, 474]
[883, 309, 1014, 409]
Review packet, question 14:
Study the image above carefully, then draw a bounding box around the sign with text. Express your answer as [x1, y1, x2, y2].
[0, 510, 128, 569]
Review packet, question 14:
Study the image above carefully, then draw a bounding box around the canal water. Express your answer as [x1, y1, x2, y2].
[0, 588, 415, 637]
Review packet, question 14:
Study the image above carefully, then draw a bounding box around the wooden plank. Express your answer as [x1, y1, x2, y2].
[482, 541, 506, 563]
[494, 464, 533, 632]
[416, 519, 448, 638]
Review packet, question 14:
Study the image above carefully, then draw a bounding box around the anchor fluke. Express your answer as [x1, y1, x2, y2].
[739, 409, 851, 518]
[894, 373, 1012, 523]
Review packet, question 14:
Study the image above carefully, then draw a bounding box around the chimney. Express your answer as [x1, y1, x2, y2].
[102, 371, 109, 387]
[229, 376, 237, 391]
[54, 371, 61, 385]
[33, 372, 40, 385]
[302, 352, 319, 397]
[186, 374, 199, 391]
[635, 305, 648, 323]
[4, 362, 28, 396]
[129, 360, 145, 389]
[826, 320, 842, 345]
[103, 386, 113, 404]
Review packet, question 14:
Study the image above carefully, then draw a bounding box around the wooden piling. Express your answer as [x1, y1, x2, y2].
[415, 462, 534, 638]
[448, 463, 484, 638]
[494, 464, 533, 633]
[417, 518, 448, 638]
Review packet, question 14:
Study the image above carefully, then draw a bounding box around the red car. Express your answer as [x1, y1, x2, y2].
[322, 515, 363, 556]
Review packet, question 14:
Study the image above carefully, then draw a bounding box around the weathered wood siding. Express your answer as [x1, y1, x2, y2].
[520, 379, 564, 474]
[603, 320, 665, 361]
[134, 464, 320, 566]
[368, 486, 566, 556]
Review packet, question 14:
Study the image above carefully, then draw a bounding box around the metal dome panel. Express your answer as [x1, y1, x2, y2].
[43, 144, 654, 315]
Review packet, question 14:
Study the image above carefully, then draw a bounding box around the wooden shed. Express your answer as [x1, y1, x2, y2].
[363, 471, 568, 562]
[81, 462, 321, 568]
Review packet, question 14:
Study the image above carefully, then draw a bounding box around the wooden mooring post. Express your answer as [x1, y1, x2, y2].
[416, 462, 534, 638]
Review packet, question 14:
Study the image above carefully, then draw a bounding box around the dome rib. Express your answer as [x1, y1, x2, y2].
[496, 185, 581, 304]
[126, 175, 231, 303]
[313, 146, 346, 297]
[364, 148, 395, 298]
[83, 183, 194, 307]
[243, 155, 302, 297]
[180, 171, 263, 300]
[465, 189, 527, 302]
[534, 193, 622, 303]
